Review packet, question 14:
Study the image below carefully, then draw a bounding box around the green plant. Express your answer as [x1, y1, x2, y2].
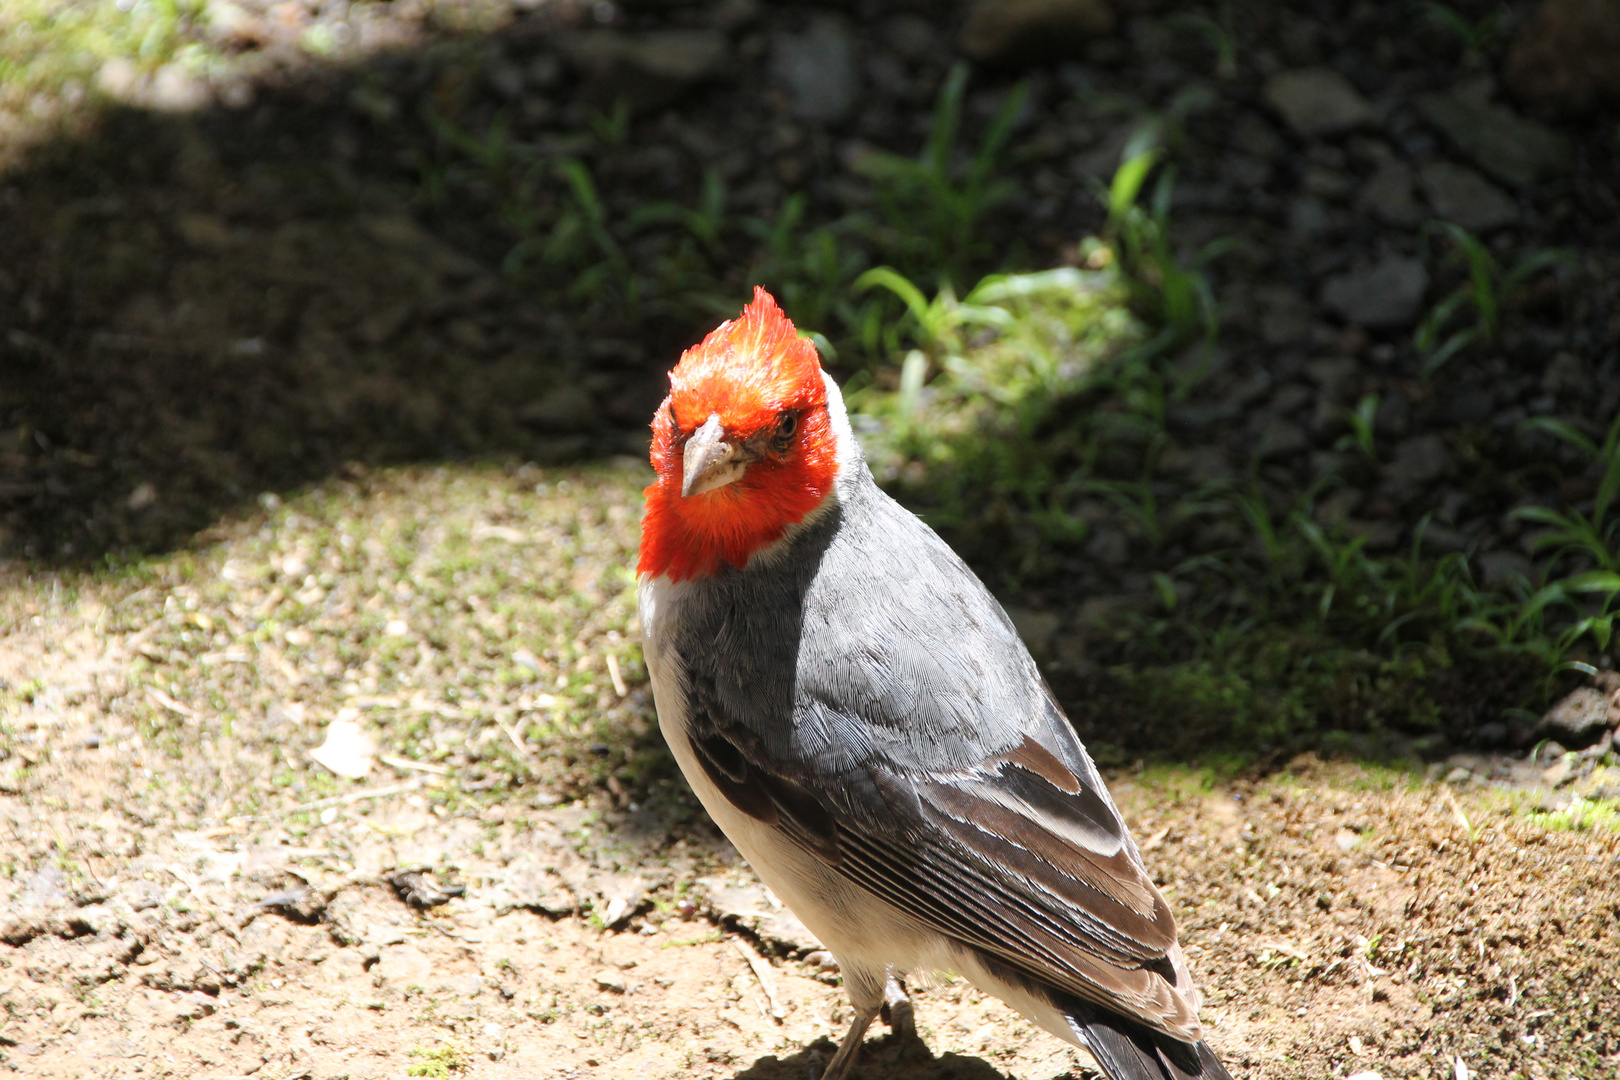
[1421, 1, 1507, 55]
[1415, 222, 1572, 375]
[407, 1042, 470, 1078]
[1339, 394, 1381, 463]
[1163, 10, 1238, 80]
[851, 62, 1029, 288]
[1511, 414, 1620, 575]
[1099, 136, 1231, 353]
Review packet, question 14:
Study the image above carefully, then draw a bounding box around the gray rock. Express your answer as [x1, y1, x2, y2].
[1320, 255, 1429, 328]
[1220, 152, 1273, 189]
[886, 14, 942, 61]
[1263, 68, 1375, 138]
[1419, 162, 1518, 231]
[1289, 196, 1330, 238]
[1257, 418, 1310, 461]
[1417, 92, 1573, 187]
[1085, 526, 1130, 567]
[1385, 433, 1452, 489]
[959, 0, 1117, 67]
[1438, 384, 1494, 425]
[1375, 392, 1412, 437]
[1303, 164, 1355, 200]
[564, 29, 729, 112]
[1356, 159, 1425, 226]
[1539, 687, 1615, 743]
[771, 18, 860, 122]
[1256, 286, 1314, 345]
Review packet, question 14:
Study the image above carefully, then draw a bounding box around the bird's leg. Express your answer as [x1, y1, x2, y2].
[880, 971, 916, 1043]
[817, 1004, 878, 1080]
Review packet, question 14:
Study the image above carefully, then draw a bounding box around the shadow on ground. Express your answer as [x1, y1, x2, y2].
[0, 22, 724, 565]
[732, 1037, 1014, 1080]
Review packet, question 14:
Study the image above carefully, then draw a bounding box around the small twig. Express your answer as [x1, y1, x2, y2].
[605, 654, 628, 697]
[1441, 786, 1477, 844]
[379, 754, 450, 775]
[147, 687, 197, 718]
[731, 939, 785, 1021]
[494, 715, 536, 762]
[278, 779, 423, 816]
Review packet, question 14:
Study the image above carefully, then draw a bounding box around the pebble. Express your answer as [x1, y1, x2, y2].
[958, 0, 1118, 67]
[1257, 418, 1310, 460]
[593, 970, 628, 993]
[565, 29, 729, 112]
[771, 17, 860, 122]
[1262, 67, 1375, 138]
[1356, 159, 1424, 226]
[1384, 433, 1452, 489]
[1417, 90, 1573, 187]
[1319, 255, 1429, 328]
[1419, 162, 1518, 231]
[1539, 687, 1613, 743]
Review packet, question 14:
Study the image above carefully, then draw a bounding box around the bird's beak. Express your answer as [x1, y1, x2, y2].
[682, 412, 746, 497]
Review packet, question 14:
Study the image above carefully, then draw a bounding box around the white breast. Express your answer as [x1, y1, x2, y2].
[638, 573, 942, 996]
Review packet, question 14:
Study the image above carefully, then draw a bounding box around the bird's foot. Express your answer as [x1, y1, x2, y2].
[815, 1005, 877, 1080]
[879, 974, 918, 1044]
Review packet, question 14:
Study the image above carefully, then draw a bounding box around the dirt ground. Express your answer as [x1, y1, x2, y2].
[2, 465, 1617, 1080]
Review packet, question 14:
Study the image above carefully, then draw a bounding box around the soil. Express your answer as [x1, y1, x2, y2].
[3, 466, 1618, 1080]
[3, 2, 1620, 1077]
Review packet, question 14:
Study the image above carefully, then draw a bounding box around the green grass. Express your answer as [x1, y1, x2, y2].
[842, 149, 1618, 756]
[407, 1042, 471, 1077]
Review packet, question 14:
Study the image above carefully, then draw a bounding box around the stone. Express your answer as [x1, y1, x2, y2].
[1262, 68, 1375, 138]
[959, 0, 1117, 67]
[1417, 91, 1573, 187]
[1356, 159, 1425, 226]
[1437, 384, 1495, 425]
[564, 29, 729, 112]
[1257, 418, 1310, 461]
[1385, 434, 1452, 489]
[1505, 0, 1620, 113]
[1288, 196, 1330, 238]
[1256, 286, 1314, 345]
[1419, 162, 1518, 231]
[1539, 687, 1614, 743]
[771, 18, 860, 122]
[1319, 255, 1429, 328]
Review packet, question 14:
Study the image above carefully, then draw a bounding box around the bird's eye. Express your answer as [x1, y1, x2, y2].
[771, 411, 797, 451]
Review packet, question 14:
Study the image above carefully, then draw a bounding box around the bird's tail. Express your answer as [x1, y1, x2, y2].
[1066, 1002, 1234, 1080]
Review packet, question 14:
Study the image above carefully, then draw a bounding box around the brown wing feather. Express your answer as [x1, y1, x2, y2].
[694, 726, 1201, 1041]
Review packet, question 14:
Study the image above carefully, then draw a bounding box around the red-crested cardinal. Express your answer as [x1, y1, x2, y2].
[637, 288, 1232, 1080]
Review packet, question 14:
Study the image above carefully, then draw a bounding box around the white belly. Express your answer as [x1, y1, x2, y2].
[637, 574, 1090, 1052]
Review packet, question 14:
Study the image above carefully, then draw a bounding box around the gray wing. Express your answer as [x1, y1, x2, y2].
[672, 477, 1201, 1041]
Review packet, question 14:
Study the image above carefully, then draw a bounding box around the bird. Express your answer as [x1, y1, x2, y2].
[636, 287, 1233, 1080]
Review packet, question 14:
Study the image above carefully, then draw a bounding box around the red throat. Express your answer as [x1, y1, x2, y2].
[638, 289, 838, 582]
